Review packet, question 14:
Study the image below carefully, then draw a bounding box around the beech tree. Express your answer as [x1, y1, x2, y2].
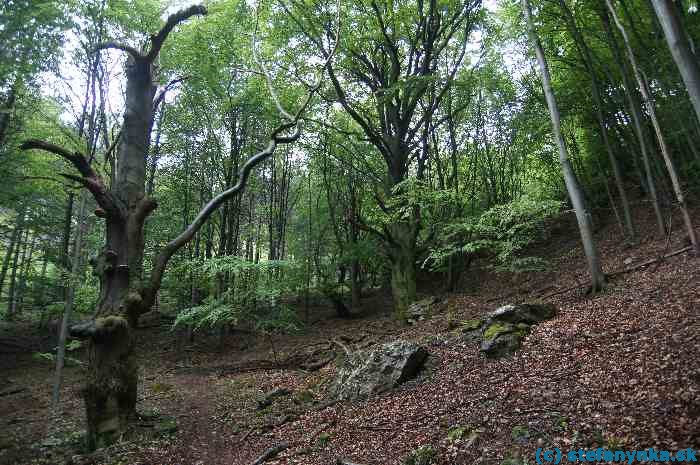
[286, 0, 482, 317]
[21, 4, 335, 449]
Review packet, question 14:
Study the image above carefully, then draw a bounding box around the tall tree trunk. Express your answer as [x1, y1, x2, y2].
[5, 228, 28, 319]
[0, 206, 25, 298]
[559, 0, 635, 240]
[14, 235, 37, 315]
[601, 6, 668, 237]
[607, 0, 699, 253]
[523, 0, 606, 291]
[652, 0, 700, 125]
[388, 219, 418, 318]
[52, 194, 88, 412]
[0, 84, 17, 147]
[59, 193, 75, 302]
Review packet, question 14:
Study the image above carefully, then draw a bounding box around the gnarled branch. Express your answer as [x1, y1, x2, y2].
[21, 139, 123, 218]
[94, 41, 143, 61]
[146, 5, 207, 62]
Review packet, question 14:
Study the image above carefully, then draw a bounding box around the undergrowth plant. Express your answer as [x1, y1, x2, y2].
[424, 195, 562, 273]
[172, 257, 304, 338]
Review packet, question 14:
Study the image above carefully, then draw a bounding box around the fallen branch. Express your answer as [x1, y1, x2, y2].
[250, 442, 288, 465]
[0, 386, 27, 397]
[609, 246, 691, 277]
[538, 281, 585, 300]
[331, 337, 352, 357]
[302, 356, 334, 371]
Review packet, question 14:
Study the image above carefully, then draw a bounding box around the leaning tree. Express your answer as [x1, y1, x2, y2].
[21, 4, 335, 449]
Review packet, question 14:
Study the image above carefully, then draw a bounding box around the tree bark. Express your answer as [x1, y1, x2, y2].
[523, 0, 606, 291]
[600, 3, 666, 236]
[388, 220, 418, 318]
[652, 0, 700, 125]
[5, 228, 28, 320]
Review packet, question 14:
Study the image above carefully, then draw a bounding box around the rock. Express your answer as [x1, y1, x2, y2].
[460, 318, 483, 343]
[480, 322, 529, 358]
[479, 303, 557, 358]
[406, 296, 440, 324]
[257, 387, 292, 409]
[485, 303, 557, 325]
[331, 341, 428, 400]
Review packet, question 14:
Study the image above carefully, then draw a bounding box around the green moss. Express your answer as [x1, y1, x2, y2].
[483, 322, 512, 341]
[515, 323, 530, 337]
[150, 383, 173, 394]
[447, 425, 466, 441]
[461, 319, 483, 331]
[95, 315, 128, 331]
[156, 418, 178, 435]
[511, 425, 529, 441]
[404, 445, 437, 465]
[317, 432, 331, 447]
[295, 389, 314, 404]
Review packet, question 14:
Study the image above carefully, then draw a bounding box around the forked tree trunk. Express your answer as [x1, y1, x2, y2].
[522, 0, 606, 292]
[21, 2, 325, 450]
[77, 53, 156, 450]
[606, 0, 700, 254]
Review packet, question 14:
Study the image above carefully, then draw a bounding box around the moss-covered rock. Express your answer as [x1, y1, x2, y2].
[477, 302, 557, 358]
[486, 303, 557, 325]
[483, 322, 514, 341]
[461, 318, 483, 331]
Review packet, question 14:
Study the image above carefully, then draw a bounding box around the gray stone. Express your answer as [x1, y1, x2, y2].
[478, 303, 557, 358]
[406, 296, 440, 324]
[331, 341, 428, 400]
[480, 330, 524, 358]
[485, 303, 557, 325]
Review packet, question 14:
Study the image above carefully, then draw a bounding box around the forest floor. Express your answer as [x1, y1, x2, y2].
[0, 206, 698, 465]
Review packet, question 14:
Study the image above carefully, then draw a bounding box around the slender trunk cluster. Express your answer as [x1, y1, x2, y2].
[606, 0, 699, 254]
[522, 0, 606, 292]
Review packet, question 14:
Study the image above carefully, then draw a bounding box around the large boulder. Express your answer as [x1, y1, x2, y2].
[479, 303, 557, 358]
[331, 341, 428, 400]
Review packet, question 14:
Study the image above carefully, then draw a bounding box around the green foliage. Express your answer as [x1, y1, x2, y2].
[32, 338, 83, 366]
[425, 196, 562, 273]
[447, 425, 467, 441]
[172, 257, 304, 335]
[404, 444, 437, 465]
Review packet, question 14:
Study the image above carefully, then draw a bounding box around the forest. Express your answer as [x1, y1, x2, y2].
[0, 0, 698, 463]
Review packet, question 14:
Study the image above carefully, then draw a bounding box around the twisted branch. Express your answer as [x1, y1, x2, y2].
[20, 139, 123, 218]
